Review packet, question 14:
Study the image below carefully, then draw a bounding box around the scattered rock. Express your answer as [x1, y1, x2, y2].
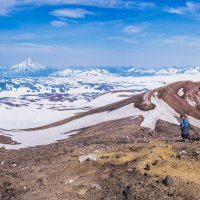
[123, 186, 132, 199]
[13, 163, 17, 167]
[168, 190, 175, 197]
[77, 188, 87, 195]
[179, 150, 187, 155]
[3, 181, 11, 187]
[193, 151, 200, 160]
[91, 184, 102, 190]
[109, 172, 114, 178]
[37, 178, 46, 187]
[127, 168, 134, 172]
[79, 154, 97, 163]
[117, 181, 125, 188]
[143, 172, 148, 177]
[153, 157, 163, 165]
[177, 150, 187, 159]
[116, 154, 121, 158]
[144, 164, 150, 171]
[68, 180, 74, 184]
[164, 175, 174, 187]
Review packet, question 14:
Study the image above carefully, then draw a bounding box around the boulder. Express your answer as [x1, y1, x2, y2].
[164, 175, 174, 187]
[79, 153, 97, 163]
[153, 157, 163, 165]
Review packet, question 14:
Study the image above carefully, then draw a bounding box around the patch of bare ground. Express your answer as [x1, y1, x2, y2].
[0, 135, 18, 145]
[1, 118, 200, 200]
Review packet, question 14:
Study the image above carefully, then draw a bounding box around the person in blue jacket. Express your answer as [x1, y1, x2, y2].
[180, 114, 190, 140]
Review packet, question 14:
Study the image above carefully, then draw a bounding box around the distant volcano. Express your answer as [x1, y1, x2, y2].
[10, 58, 45, 73]
[3, 58, 55, 77]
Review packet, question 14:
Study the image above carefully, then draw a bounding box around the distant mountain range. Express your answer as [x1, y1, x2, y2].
[1, 58, 200, 78]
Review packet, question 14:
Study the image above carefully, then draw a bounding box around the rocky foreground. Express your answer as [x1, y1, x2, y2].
[1, 118, 200, 200]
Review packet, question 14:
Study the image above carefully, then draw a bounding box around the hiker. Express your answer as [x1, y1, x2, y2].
[180, 114, 190, 141]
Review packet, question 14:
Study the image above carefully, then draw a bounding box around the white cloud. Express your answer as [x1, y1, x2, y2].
[166, 1, 200, 17]
[0, 0, 156, 16]
[25, 0, 155, 9]
[167, 8, 185, 15]
[50, 20, 68, 27]
[107, 36, 138, 44]
[24, 0, 120, 7]
[15, 43, 77, 51]
[123, 23, 149, 34]
[50, 8, 94, 18]
[123, 25, 143, 34]
[162, 35, 200, 47]
[127, 2, 155, 10]
[0, 0, 16, 16]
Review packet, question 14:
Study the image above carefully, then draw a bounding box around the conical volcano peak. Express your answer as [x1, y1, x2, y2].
[10, 58, 46, 74]
[26, 57, 32, 65]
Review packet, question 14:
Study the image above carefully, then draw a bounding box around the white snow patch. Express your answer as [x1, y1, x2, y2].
[0, 91, 134, 130]
[0, 104, 136, 149]
[0, 103, 83, 129]
[141, 97, 180, 129]
[177, 88, 184, 97]
[188, 116, 200, 128]
[186, 97, 197, 107]
[85, 92, 134, 108]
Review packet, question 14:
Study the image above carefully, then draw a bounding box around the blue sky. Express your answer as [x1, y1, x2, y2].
[1, 0, 200, 67]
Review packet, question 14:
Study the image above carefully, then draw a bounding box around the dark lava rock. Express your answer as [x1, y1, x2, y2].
[2, 181, 11, 187]
[168, 190, 175, 197]
[123, 186, 132, 199]
[164, 175, 174, 187]
[144, 164, 151, 171]
[117, 181, 125, 189]
[109, 172, 114, 178]
[36, 178, 46, 187]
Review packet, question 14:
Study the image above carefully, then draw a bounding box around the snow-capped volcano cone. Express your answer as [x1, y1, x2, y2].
[10, 58, 45, 73]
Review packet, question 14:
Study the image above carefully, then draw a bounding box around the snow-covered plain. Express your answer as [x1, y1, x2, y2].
[1, 94, 200, 150]
[0, 66, 200, 149]
[0, 91, 134, 130]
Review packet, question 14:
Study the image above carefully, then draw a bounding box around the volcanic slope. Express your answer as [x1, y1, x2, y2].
[0, 81, 200, 149]
[1, 81, 200, 200]
[26, 80, 200, 130]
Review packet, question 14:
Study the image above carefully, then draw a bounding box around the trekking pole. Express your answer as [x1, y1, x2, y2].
[174, 114, 180, 123]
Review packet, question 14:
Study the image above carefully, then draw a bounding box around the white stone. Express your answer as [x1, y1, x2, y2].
[79, 154, 97, 163]
[69, 180, 74, 184]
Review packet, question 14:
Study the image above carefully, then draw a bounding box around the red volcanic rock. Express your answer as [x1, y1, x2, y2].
[134, 81, 200, 120]
[152, 81, 200, 119]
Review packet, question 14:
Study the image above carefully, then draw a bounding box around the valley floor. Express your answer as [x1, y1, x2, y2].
[1, 118, 200, 200]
